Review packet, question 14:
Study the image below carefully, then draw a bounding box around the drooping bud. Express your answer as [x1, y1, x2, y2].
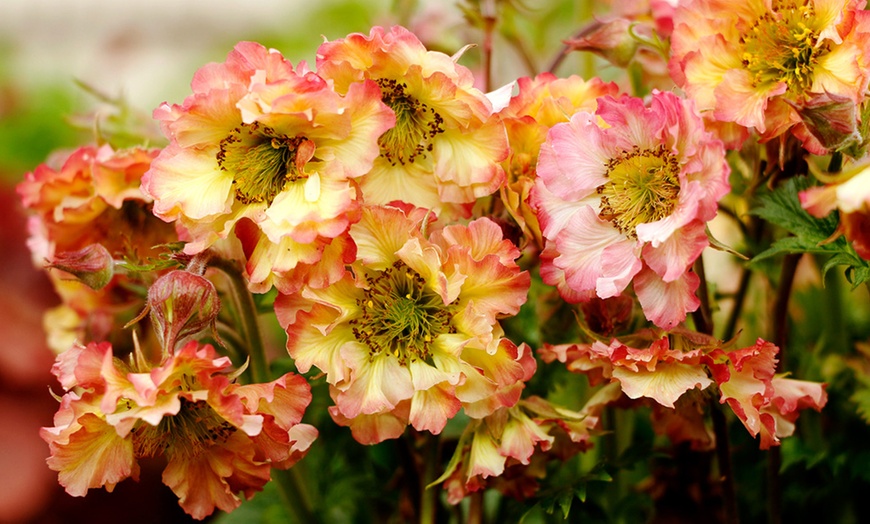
[47, 243, 114, 290]
[792, 91, 861, 152]
[565, 18, 648, 69]
[148, 270, 221, 353]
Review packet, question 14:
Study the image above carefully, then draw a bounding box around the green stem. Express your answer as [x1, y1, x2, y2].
[420, 434, 440, 524]
[692, 254, 714, 336]
[210, 258, 269, 383]
[480, 0, 497, 93]
[273, 468, 319, 524]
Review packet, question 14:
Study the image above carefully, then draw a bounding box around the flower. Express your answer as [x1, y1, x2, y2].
[17, 144, 178, 354]
[669, 0, 870, 152]
[704, 339, 827, 449]
[277, 204, 531, 444]
[17, 144, 172, 265]
[532, 91, 729, 328]
[143, 41, 394, 292]
[497, 73, 618, 247]
[316, 25, 509, 216]
[540, 335, 713, 409]
[41, 340, 317, 519]
[437, 388, 619, 504]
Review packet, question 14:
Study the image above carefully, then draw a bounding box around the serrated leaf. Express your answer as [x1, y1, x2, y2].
[751, 176, 838, 240]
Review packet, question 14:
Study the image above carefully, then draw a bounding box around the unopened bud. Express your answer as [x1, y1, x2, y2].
[148, 270, 220, 352]
[792, 91, 861, 152]
[566, 18, 648, 69]
[48, 244, 114, 290]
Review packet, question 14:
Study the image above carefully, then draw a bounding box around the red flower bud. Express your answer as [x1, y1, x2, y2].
[47, 243, 114, 290]
[148, 270, 220, 352]
[792, 91, 861, 152]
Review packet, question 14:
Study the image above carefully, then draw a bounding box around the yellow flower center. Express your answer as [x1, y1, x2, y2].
[377, 79, 444, 166]
[740, 0, 830, 92]
[217, 122, 310, 205]
[598, 145, 681, 236]
[351, 261, 455, 365]
[130, 396, 237, 459]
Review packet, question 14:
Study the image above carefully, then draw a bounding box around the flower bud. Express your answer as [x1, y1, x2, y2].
[148, 270, 220, 352]
[565, 18, 648, 69]
[47, 243, 114, 290]
[792, 91, 861, 152]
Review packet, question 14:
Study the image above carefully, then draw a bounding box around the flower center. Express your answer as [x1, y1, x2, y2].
[131, 396, 237, 459]
[598, 145, 681, 236]
[217, 122, 312, 205]
[351, 261, 455, 365]
[377, 79, 445, 166]
[740, 0, 829, 92]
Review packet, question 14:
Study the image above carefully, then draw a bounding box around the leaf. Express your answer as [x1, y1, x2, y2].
[851, 386, 870, 424]
[749, 177, 870, 285]
[751, 176, 838, 241]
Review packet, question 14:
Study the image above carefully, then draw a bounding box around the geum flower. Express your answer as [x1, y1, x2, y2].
[316, 25, 508, 216]
[17, 144, 178, 354]
[277, 205, 531, 444]
[41, 341, 317, 519]
[437, 386, 620, 505]
[532, 91, 730, 329]
[704, 339, 827, 449]
[669, 0, 870, 153]
[143, 41, 394, 292]
[539, 335, 713, 409]
[17, 144, 173, 267]
[496, 72, 618, 248]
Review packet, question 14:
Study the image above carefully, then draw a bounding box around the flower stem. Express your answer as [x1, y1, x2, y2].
[420, 434, 440, 524]
[480, 0, 496, 93]
[695, 254, 739, 523]
[210, 258, 269, 383]
[711, 403, 739, 524]
[692, 254, 713, 336]
[273, 468, 319, 524]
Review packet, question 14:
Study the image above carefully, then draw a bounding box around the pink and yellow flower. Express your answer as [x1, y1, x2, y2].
[532, 91, 729, 329]
[41, 340, 316, 519]
[17, 144, 178, 354]
[497, 73, 618, 247]
[143, 41, 394, 292]
[704, 339, 827, 449]
[438, 388, 619, 504]
[669, 0, 870, 152]
[316, 26, 509, 215]
[277, 205, 531, 444]
[540, 335, 713, 409]
[17, 144, 173, 265]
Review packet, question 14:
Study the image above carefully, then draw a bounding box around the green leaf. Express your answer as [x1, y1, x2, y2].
[751, 176, 838, 241]
[556, 490, 575, 519]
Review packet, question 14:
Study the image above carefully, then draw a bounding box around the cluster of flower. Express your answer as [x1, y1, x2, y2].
[19, 0, 870, 514]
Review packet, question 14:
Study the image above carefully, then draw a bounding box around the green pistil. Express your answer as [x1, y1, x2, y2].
[351, 261, 455, 365]
[131, 396, 237, 459]
[740, 0, 828, 92]
[598, 145, 681, 237]
[217, 122, 308, 205]
[377, 78, 444, 166]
